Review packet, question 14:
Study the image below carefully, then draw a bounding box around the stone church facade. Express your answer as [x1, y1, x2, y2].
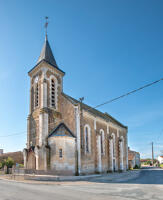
[23, 34, 128, 175]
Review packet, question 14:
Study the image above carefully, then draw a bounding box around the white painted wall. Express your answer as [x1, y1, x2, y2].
[158, 156, 163, 164]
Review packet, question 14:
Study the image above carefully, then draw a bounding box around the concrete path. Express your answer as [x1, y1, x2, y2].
[0, 167, 163, 200]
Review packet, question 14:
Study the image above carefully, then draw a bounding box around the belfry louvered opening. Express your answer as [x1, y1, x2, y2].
[51, 79, 55, 108]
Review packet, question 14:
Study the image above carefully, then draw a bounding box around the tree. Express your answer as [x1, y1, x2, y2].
[0, 159, 6, 169]
[0, 157, 15, 169]
[5, 157, 15, 168]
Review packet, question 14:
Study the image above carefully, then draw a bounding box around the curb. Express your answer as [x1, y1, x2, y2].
[0, 170, 141, 183]
[0, 174, 102, 182]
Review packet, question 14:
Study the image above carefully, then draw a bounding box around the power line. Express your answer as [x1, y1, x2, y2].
[0, 77, 163, 138]
[0, 131, 26, 138]
[89, 77, 163, 110]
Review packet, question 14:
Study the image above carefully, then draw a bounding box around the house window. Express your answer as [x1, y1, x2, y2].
[51, 79, 55, 108]
[84, 125, 91, 153]
[35, 83, 39, 107]
[59, 149, 62, 158]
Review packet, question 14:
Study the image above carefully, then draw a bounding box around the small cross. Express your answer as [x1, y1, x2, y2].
[45, 16, 49, 36]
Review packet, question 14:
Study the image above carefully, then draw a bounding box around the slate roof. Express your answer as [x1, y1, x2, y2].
[37, 35, 58, 67]
[62, 93, 127, 129]
[28, 36, 65, 74]
[48, 122, 76, 138]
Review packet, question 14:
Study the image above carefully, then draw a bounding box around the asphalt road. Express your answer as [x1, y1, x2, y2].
[0, 168, 163, 200]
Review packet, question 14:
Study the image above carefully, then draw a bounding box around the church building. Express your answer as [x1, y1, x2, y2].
[23, 33, 128, 175]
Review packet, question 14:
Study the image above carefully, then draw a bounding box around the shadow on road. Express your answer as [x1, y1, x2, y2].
[85, 168, 163, 185]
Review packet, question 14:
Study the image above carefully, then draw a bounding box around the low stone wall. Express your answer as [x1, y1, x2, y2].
[0, 173, 101, 181]
[0, 169, 141, 182]
[12, 168, 76, 176]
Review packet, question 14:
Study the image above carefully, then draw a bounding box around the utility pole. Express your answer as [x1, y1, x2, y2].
[152, 142, 154, 166]
[79, 97, 84, 149]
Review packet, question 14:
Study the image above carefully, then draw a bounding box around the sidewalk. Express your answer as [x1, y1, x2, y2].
[0, 169, 141, 183]
[0, 173, 101, 182]
[89, 169, 141, 182]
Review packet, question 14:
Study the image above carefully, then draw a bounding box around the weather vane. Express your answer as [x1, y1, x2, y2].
[45, 16, 49, 37]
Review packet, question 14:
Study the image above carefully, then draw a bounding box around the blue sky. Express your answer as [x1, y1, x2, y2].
[0, 0, 163, 158]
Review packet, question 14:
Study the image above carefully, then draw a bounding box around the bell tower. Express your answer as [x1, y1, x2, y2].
[25, 19, 65, 170]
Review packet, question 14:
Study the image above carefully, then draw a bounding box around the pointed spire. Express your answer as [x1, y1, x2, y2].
[37, 17, 58, 68]
[37, 36, 58, 68]
[45, 32, 48, 41]
[29, 18, 65, 75]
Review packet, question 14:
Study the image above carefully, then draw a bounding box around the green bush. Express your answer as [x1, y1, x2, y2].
[18, 164, 24, 168]
[0, 160, 6, 168]
[5, 157, 15, 168]
[0, 157, 15, 169]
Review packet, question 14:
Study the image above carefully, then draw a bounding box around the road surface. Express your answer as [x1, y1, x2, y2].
[0, 167, 163, 200]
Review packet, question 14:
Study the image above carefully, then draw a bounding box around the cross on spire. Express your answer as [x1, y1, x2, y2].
[45, 16, 49, 39]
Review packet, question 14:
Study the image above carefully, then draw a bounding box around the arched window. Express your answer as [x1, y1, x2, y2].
[112, 133, 116, 157]
[35, 83, 39, 108]
[84, 125, 91, 153]
[120, 136, 124, 158]
[51, 79, 55, 108]
[119, 136, 124, 170]
[85, 127, 89, 152]
[100, 129, 105, 155]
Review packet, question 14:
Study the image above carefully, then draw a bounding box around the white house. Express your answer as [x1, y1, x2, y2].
[158, 156, 163, 164]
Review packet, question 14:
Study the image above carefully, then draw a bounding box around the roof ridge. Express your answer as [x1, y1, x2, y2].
[62, 93, 127, 128]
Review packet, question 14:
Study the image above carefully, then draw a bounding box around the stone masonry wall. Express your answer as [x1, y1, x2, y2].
[81, 116, 96, 174]
[80, 111, 128, 174]
[48, 136, 76, 175]
[59, 95, 76, 135]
